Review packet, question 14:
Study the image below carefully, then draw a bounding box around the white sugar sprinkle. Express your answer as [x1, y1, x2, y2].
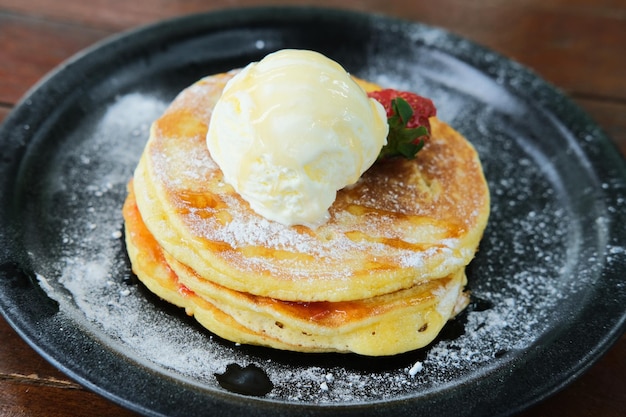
[408, 361, 423, 376]
[27, 34, 615, 405]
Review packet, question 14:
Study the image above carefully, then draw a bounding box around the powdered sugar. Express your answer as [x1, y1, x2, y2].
[22, 26, 619, 407]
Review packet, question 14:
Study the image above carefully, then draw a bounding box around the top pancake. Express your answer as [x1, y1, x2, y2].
[132, 71, 490, 302]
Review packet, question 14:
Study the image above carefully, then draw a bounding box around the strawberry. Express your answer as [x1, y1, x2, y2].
[368, 89, 436, 160]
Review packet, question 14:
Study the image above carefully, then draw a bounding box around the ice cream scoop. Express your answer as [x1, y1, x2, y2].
[206, 49, 388, 227]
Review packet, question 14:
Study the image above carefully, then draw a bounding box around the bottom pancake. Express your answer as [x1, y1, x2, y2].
[123, 182, 469, 356]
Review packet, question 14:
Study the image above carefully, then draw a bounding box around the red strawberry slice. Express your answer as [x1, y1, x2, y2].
[368, 89, 437, 159]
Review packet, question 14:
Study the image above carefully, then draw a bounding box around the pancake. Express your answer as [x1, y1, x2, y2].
[123, 186, 469, 355]
[130, 71, 490, 302]
[122, 68, 490, 355]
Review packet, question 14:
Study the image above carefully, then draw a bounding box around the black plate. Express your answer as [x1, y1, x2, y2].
[1, 7, 625, 417]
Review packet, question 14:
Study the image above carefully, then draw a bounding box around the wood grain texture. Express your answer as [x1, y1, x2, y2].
[0, 13, 111, 104]
[0, 0, 625, 99]
[519, 334, 626, 417]
[0, 106, 10, 123]
[0, 319, 136, 417]
[0, 0, 624, 416]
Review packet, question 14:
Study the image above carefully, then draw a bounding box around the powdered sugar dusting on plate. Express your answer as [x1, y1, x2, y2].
[24, 28, 616, 405]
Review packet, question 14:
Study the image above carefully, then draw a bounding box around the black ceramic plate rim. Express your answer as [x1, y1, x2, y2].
[1, 6, 625, 417]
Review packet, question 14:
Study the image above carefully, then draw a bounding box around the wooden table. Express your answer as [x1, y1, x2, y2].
[1, 1, 624, 416]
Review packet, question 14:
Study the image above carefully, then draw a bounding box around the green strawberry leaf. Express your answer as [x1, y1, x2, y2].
[378, 97, 430, 160]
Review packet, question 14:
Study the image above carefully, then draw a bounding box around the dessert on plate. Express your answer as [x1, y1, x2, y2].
[123, 49, 490, 356]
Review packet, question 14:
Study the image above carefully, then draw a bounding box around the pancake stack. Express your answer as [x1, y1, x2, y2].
[122, 71, 490, 356]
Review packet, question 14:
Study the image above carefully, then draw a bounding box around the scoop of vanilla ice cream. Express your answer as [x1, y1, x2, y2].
[206, 49, 388, 227]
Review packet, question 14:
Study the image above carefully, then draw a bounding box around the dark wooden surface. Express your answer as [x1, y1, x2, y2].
[0, 1, 624, 416]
